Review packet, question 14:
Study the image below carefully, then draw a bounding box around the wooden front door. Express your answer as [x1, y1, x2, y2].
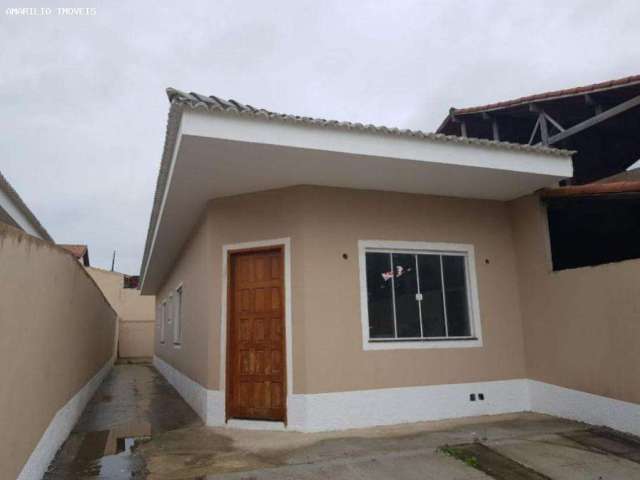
[227, 247, 286, 421]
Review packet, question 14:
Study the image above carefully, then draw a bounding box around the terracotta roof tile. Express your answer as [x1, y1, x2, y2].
[452, 74, 640, 115]
[540, 180, 640, 199]
[59, 244, 88, 259]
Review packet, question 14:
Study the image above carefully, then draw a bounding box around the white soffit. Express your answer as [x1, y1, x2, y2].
[182, 110, 572, 178]
[141, 109, 572, 293]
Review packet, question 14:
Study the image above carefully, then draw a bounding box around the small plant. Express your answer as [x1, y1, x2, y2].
[439, 445, 479, 469]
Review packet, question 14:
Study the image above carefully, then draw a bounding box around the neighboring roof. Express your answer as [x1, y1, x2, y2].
[437, 73, 640, 184]
[59, 244, 90, 266]
[540, 180, 640, 199]
[166, 88, 572, 157]
[450, 74, 640, 116]
[0, 170, 53, 241]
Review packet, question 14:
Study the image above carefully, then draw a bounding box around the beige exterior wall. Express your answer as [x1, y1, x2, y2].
[297, 186, 526, 393]
[155, 186, 527, 394]
[0, 224, 117, 480]
[510, 195, 640, 404]
[155, 188, 308, 390]
[86, 267, 155, 358]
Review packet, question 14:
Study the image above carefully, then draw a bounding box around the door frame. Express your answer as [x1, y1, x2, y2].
[220, 238, 292, 424]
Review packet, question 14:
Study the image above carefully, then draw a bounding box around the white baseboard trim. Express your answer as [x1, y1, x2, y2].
[528, 380, 640, 437]
[287, 379, 530, 432]
[17, 356, 115, 480]
[150, 357, 640, 435]
[153, 355, 209, 422]
[153, 357, 530, 432]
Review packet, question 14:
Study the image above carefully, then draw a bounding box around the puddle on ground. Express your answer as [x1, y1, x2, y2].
[44, 422, 152, 479]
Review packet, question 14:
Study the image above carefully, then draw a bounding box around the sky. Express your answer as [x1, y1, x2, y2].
[1, 0, 639, 274]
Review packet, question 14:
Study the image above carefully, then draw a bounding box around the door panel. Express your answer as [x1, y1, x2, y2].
[227, 247, 286, 421]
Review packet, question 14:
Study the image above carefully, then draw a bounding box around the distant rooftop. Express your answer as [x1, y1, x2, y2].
[59, 244, 90, 266]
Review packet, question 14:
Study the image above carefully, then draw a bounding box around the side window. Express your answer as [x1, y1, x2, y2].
[173, 286, 183, 345]
[159, 300, 166, 344]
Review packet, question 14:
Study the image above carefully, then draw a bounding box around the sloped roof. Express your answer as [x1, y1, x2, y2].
[140, 88, 574, 283]
[0, 170, 53, 241]
[450, 74, 640, 116]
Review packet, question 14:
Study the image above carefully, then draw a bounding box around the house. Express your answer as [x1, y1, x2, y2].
[86, 266, 155, 359]
[141, 86, 638, 435]
[59, 243, 91, 266]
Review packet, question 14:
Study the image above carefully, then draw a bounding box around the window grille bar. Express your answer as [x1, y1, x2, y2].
[390, 253, 398, 338]
[439, 255, 449, 337]
[415, 254, 424, 338]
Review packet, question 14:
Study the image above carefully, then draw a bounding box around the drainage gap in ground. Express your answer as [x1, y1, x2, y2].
[562, 428, 640, 464]
[440, 443, 551, 480]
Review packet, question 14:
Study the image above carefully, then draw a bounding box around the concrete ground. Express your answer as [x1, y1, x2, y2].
[44, 363, 640, 479]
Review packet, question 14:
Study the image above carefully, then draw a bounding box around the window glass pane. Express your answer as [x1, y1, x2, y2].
[417, 254, 446, 337]
[442, 255, 471, 337]
[366, 252, 395, 338]
[392, 253, 421, 338]
[160, 302, 166, 343]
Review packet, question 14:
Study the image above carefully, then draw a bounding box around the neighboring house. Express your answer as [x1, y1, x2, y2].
[86, 267, 156, 359]
[0, 170, 52, 241]
[142, 87, 640, 434]
[0, 170, 117, 480]
[59, 243, 91, 266]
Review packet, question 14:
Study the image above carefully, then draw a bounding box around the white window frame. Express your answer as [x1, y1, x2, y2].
[159, 300, 167, 344]
[358, 240, 483, 350]
[173, 284, 183, 346]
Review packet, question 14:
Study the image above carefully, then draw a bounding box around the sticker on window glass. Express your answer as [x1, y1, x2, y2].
[381, 265, 412, 281]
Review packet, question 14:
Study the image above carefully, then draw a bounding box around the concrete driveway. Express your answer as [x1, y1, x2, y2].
[44, 363, 640, 479]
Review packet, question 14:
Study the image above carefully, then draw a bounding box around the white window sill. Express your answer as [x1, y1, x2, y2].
[364, 337, 482, 351]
